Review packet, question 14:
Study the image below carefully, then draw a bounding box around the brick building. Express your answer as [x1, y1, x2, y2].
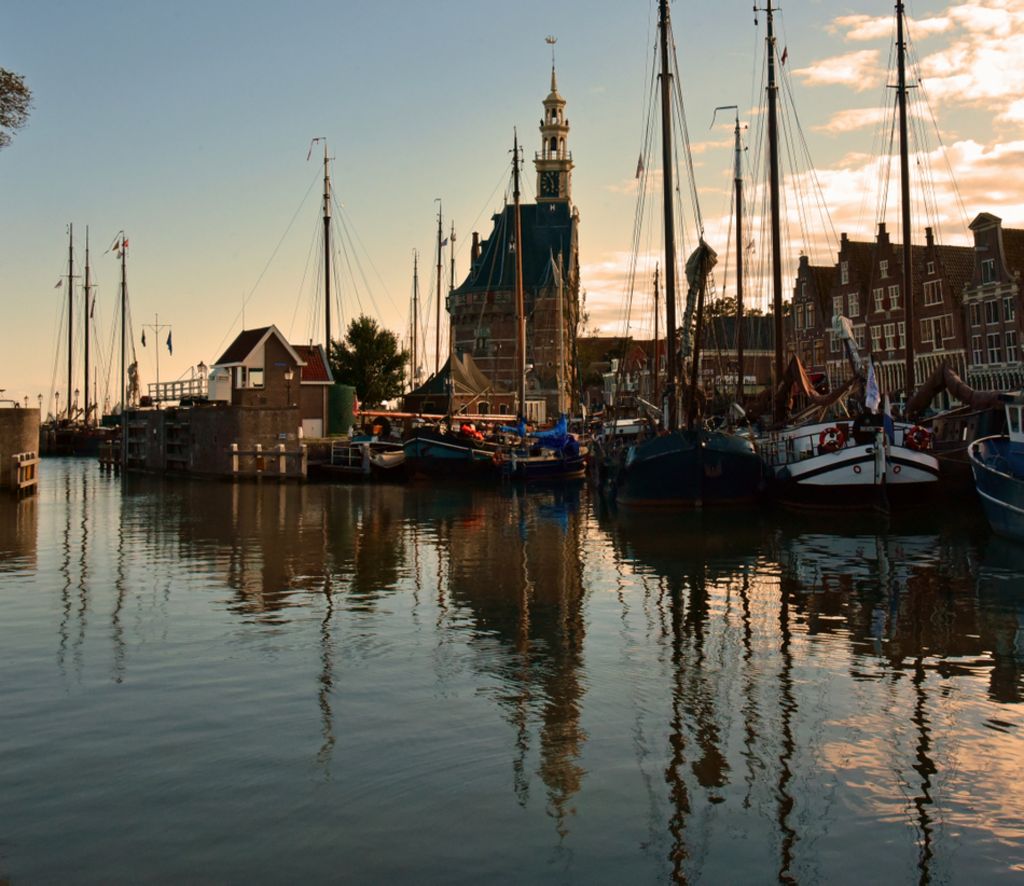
[449, 64, 580, 421]
[962, 213, 1024, 390]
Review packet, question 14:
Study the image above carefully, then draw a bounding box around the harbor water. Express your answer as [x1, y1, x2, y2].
[2, 460, 1023, 883]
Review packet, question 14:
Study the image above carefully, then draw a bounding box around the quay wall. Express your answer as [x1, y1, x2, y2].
[0, 409, 40, 486]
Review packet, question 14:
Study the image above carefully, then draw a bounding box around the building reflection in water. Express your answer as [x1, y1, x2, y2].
[427, 482, 589, 842]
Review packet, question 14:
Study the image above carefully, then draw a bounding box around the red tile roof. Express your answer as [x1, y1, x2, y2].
[293, 344, 333, 384]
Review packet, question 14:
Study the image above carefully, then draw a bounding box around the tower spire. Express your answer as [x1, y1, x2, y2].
[536, 40, 572, 204]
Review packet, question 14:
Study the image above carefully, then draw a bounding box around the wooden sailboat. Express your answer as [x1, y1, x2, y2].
[968, 393, 1024, 543]
[759, 0, 940, 510]
[612, 0, 765, 508]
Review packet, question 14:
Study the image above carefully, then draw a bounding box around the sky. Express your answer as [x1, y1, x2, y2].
[3, 0, 1024, 412]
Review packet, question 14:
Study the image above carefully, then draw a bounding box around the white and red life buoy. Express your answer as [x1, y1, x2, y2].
[904, 425, 931, 451]
[818, 426, 847, 454]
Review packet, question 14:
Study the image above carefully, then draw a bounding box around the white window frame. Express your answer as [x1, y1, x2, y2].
[923, 280, 942, 306]
[987, 331, 1002, 363]
[880, 259, 889, 279]
[840, 261, 849, 285]
[889, 284, 901, 310]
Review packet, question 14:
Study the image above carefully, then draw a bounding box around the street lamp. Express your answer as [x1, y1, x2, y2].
[284, 367, 294, 406]
[37, 394, 42, 413]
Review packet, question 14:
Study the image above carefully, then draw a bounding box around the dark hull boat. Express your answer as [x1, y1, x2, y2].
[501, 448, 586, 483]
[403, 427, 498, 481]
[968, 394, 1024, 543]
[615, 429, 765, 508]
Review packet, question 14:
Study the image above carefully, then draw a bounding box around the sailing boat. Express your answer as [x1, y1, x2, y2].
[757, 0, 940, 510]
[612, 0, 765, 508]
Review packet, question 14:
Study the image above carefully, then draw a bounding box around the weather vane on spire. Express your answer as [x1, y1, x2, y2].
[545, 34, 557, 67]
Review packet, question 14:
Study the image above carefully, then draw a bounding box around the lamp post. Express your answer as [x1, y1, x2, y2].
[37, 394, 42, 414]
[284, 367, 294, 406]
[54, 391, 60, 422]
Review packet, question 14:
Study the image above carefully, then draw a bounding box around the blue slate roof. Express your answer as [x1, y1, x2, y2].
[456, 201, 575, 295]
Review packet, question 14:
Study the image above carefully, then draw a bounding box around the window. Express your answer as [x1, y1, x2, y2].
[249, 368, 264, 388]
[927, 261, 936, 275]
[889, 285, 901, 310]
[931, 319, 945, 351]
[885, 322, 896, 350]
[1004, 296, 1016, 322]
[987, 332, 1002, 363]
[854, 325, 866, 348]
[871, 326, 882, 351]
[829, 331, 839, 354]
[841, 261, 849, 285]
[814, 341, 825, 365]
[796, 304, 805, 330]
[849, 292, 860, 317]
[897, 322, 905, 350]
[801, 281, 807, 297]
[873, 287, 884, 312]
[833, 295, 844, 317]
[981, 258, 996, 283]
[923, 280, 943, 306]
[972, 335, 984, 364]
[807, 302, 816, 328]
[986, 300, 1000, 324]
[880, 259, 889, 278]
[1009, 405, 1021, 435]
[970, 303, 981, 327]
[940, 314, 953, 339]
[1007, 330, 1018, 362]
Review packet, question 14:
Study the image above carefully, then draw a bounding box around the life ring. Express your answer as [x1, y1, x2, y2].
[905, 425, 931, 451]
[818, 426, 846, 453]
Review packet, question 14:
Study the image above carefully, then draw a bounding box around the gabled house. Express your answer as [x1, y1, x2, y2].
[209, 325, 334, 438]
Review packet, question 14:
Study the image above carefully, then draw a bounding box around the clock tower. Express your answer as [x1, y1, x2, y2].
[535, 62, 572, 204]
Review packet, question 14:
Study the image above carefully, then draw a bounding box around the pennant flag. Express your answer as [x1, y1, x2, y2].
[166, 330, 173, 355]
[141, 330, 147, 347]
[781, 46, 788, 65]
[440, 236, 449, 247]
[635, 153, 644, 179]
[865, 359, 880, 412]
[54, 279, 63, 289]
[90, 296, 96, 318]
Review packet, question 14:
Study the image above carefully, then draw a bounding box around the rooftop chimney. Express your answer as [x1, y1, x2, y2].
[925, 226, 934, 248]
[471, 232, 481, 264]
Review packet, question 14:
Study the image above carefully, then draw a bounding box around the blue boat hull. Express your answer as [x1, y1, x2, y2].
[969, 436, 1024, 543]
[403, 430, 498, 481]
[615, 429, 765, 508]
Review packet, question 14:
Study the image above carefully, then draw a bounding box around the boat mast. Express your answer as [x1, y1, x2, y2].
[83, 227, 91, 426]
[733, 112, 746, 407]
[321, 140, 332, 355]
[653, 264, 660, 405]
[435, 201, 443, 376]
[658, 0, 678, 431]
[66, 223, 74, 421]
[765, 1, 784, 422]
[118, 232, 127, 470]
[896, 0, 915, 403]
[411, 251, 419, 390]
[512, 130, 527, 420]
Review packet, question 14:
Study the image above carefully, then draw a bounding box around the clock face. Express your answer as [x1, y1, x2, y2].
[541, 171, 559, 197]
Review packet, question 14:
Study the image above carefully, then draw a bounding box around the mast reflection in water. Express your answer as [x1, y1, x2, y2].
[0, 461, 1022, 883]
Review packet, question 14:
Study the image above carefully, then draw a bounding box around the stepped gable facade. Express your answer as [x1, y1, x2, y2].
[963, 213, 1023, 390]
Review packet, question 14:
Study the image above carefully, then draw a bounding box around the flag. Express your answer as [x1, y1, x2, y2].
[440, 236, 449, 247]
[781, 46, 788, 65]
[54, 279, 63, 289]
[882, 393, 895, 443]
[865, 359, 880, 412]
[166, 330, 173, 355]
[635, 153, 644, 179]
[141, 330, 147, 347]
[90, 296, 96, 318]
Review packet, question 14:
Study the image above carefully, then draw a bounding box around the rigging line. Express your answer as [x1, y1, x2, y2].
[669, 33, 704, 238]
[330, 194, 399, 317]
[337, 212, 385, 322]
[289, 213, 322, 343]
[210, 166, 322, 360]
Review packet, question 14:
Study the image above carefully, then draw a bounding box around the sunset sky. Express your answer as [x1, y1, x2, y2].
[3, 0, 1023, 410]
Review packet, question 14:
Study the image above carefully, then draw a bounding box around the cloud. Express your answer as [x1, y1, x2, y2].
[813, 107, 888, 135]
[830, 13, 952, 42]
[792, 50, 883, 92]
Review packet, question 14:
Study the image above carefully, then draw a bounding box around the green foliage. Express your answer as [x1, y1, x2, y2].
[328, 315, 408, 407]
[0, 68, 32, 149]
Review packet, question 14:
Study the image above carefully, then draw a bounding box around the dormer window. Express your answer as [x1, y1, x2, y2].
[840, 261, 849, 285]
[982, 258, 996, 283]
[880, 259, 889, 278]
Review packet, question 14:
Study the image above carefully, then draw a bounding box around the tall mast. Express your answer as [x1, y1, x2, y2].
[733, 113, 746, 407]
[658, 0, 678, 431]
[66, 223, 74, 421]
[512, 131, 527, 419]
[83, 227, 91, 426]
[411, 251, 419, 390]
[322, 140, 332, 355]
[897, 0, 915, 401]
[449, 221, 456, 380]
[433, 201, 442, 376]
[766, 1, 784, 422]
[653, 264, 660, 404]
[118, 233, 127, 470]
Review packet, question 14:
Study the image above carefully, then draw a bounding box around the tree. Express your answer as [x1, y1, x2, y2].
[328, 315, 408, 407]
[0, 68, 32, 149]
